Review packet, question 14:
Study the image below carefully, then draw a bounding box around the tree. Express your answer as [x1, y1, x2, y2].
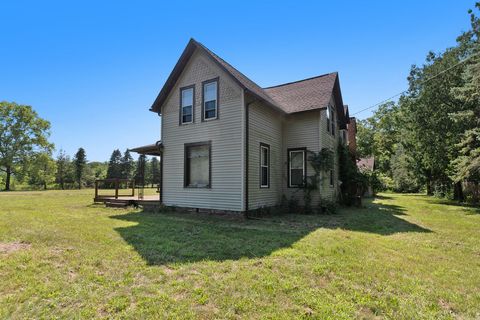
[73, 148, 87, 189]
[150, 157, 161, 187]
[450, 4, 480, 194]
[28, 152, 57, 190]
[120, 149, 134, 179]
[106, 149, 122, 179]
[0, 102, 53, 190]
[55, 149, 73, 190]
[134, 154, 147, 185]
[390, 145, 421, 193]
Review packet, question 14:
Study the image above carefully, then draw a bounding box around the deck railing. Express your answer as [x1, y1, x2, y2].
[94, 179, 135, 200]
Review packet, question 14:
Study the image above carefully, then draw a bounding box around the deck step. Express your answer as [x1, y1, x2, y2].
[105, 201, 129, 208]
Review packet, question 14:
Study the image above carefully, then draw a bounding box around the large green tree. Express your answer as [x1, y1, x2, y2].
[120, 150, 134, 179]
[28, 152, 57, 190]
[106, 149, 122, 179]
[73, 148, 87, 189]
[55, 149, 74, 190]
[0, 102, 53, 190]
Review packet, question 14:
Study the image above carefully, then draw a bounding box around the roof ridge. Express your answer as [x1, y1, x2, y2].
[263, 72, 337, 89]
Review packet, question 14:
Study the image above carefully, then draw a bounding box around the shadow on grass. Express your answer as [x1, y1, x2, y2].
[428, 199, 480, 215]
[110, 199, 431, 265]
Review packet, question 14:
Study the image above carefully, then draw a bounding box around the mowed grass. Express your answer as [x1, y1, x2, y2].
[0, 190, 479, 319]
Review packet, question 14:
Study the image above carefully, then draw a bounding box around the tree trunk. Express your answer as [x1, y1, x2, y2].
[5, 166, 11, 191]
[453, 181, 464, 202]
[426, 181, 433, 196]
[43, 181, 47, 190]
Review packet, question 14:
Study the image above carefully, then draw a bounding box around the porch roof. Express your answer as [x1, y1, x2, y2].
[129, 141, 163, 156]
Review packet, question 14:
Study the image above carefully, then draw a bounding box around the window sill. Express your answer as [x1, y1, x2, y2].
[203, 116, 218, 122]
[184, 186, 211, 189]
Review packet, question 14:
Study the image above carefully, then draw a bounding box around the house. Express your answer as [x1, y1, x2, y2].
[131, 39, 351, 213]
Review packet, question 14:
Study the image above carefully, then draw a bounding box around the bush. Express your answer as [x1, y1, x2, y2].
[317, 198, 337, 214]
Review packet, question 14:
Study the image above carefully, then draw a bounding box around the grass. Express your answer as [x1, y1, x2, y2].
[0, 190, 479, 319]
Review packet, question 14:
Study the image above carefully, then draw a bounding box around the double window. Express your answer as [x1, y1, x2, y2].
[260, 143, 270, 188]
[288, 148, 306, 187]
[202, 78, 218, 120]
[184, 142, 211, 188]
[180, 86, 194, 124]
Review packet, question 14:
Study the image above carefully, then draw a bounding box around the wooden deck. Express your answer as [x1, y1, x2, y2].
[94, 195, 161, 207]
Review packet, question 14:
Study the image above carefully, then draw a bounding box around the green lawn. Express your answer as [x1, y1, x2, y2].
[0, 190, 479, 319]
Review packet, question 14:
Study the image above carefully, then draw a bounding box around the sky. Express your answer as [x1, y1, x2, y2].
[0, 0, 474, 161]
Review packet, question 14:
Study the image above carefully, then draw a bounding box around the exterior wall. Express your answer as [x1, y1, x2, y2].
[347, 117, 357, 157]
[161, 49, 245, 211]
[247, 100, 283, 209]
[318, 95, 341, 200]
[282, 110, 321, 204]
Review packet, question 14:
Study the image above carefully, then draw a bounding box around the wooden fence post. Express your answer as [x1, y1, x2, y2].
[115, 179, 119, 199]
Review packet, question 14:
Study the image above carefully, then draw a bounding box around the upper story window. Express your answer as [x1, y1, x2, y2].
[288, 148, 306, 188]
[260, 143, 270, 188]
[202, 78, 218, 120]
[180, 86, 194, 124]
[326, 106, 331, 133]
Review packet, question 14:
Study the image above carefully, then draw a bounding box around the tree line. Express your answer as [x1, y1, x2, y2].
[356, 3, 480, 203]
[0, 101, 160, 191]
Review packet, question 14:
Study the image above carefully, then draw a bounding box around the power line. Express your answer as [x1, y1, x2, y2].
[351, 51, 480, 116]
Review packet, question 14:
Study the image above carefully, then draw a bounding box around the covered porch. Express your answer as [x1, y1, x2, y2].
[94, 141, 163, 208]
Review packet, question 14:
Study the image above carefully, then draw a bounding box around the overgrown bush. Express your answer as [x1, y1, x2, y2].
[317, 198, 337, 214]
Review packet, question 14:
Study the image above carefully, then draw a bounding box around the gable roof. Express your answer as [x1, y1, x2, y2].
[150, 38, 347, 127]
[264, 73, 337, 114]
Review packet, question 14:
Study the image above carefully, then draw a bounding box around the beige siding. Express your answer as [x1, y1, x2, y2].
[161, 49, 245, 211]
[318, 95, 341, 200]
[247, 101, 283, 209]
[282, 110, 321, 204]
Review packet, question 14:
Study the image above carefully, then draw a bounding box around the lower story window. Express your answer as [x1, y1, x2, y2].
[289, 149, 305, 187]
[330, 169, 334, 187]
[260, 143, 270, 188]
[184, 142, 211, 188]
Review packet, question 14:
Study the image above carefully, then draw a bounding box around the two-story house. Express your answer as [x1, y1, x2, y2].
[131, 39, 350, 213]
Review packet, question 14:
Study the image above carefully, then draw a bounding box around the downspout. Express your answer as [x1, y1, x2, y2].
[157, 112, 163, 204]
[244, 95, 256, 214]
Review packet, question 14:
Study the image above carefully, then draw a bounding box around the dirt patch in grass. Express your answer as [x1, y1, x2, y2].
[0, 242, 31, 254]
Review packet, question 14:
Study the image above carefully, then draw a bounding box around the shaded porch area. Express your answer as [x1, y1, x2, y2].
[94, 141, 163, 208]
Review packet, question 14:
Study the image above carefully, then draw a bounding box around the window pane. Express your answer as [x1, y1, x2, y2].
[204, 82, 217, 102]
[182, 114, 192, 123]
[182, 88, 193, 108]
[261, 167, 268, 186]
[291, 169, 303, 186]
[205, 100, 216, 119]
[290, 151, 303, 169]
[187, 145, 209, 187]
[261, 147, 268, 166]
[183, 105, 192, 115]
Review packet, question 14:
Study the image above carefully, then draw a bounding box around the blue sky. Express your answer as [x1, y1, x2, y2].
[0, 1, 474, 161]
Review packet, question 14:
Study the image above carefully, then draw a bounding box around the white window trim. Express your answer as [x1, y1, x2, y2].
[180, 87, 194, 125]
[289, 149, 305, 188]
[203, 80, 218, 121]
[260, 144, 270, 188]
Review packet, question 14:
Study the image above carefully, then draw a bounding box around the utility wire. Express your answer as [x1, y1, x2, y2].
[351, 51, 480, 116]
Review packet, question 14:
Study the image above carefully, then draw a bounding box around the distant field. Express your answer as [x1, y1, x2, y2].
[0, 190, 479, 319]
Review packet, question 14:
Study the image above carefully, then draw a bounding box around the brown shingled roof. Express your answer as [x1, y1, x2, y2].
[264, 73, 337, 113]
[150, 39, 347, 127]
